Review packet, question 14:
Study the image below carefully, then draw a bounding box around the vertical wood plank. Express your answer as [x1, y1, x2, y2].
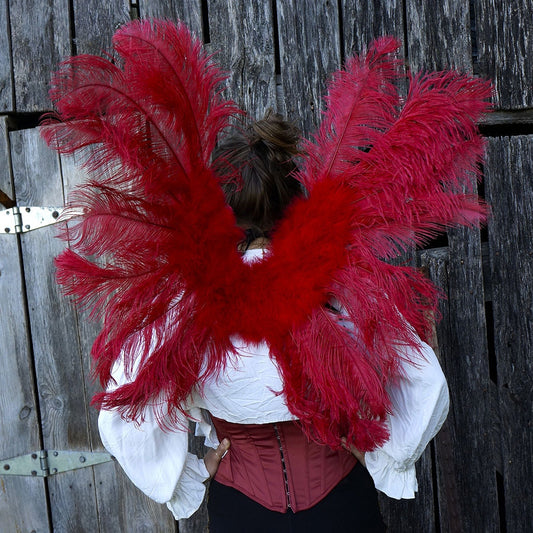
[476, 0, 533, 109]
[0, 0, 13, 111]
[139, 0, 203, 39]
[341, 0, 403, 57]
[421, 243, 502, 532]
[207, 0, 277, 118]
[405, 0, 471, 71]
[420, 247, 456, 532]
[276, 0, 341, 135]
[387, 5, 471, 530]
[0, 121, 51, 532]
[421, 229, 499, 533]
[72, 0, 130, 55]
[59, 153, 178, 532]
[340, 4, 428, 529]
[441, 223, 499, 533]
[9, 0, 70, 111]
[406, 8, 499, 530]
[0, 117, 14, 200]
[10, 128, 101, 532]
[485, 136, 533, 532]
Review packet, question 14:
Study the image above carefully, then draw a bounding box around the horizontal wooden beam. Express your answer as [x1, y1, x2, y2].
[480, 109, 533, 126]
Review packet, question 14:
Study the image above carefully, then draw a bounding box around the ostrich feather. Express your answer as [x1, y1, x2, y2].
[43, 19, 244, 425]
[299, 36, 402, 189]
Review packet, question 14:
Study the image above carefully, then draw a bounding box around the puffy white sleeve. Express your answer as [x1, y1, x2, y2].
[364, 339, 449, 499]
[98, 357, 211, 520]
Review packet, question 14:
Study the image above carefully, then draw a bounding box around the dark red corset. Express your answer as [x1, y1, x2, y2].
[210, 416, 357, 513]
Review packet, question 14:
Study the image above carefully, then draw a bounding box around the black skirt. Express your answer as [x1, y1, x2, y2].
[207, 461, 386, 532]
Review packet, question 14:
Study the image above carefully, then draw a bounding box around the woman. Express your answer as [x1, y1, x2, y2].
[43, 19, 489, 533]
[98, 111, 449, 532]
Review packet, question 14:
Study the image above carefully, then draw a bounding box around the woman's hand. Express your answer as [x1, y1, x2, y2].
[341, 438, 366, 467]
[204, 438, 231, 478]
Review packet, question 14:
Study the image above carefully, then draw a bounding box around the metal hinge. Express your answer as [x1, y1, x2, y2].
[1, 206, 65, 234]
[0, 450, 113, 477]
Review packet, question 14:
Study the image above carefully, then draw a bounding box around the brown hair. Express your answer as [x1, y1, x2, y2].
[213, 110, 303, 241]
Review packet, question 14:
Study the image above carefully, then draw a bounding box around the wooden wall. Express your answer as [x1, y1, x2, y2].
[0, 1, 531, 532]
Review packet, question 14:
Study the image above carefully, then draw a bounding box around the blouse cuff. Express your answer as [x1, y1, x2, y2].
[365, 450, 418, 499]
[166, 454, 210, 520]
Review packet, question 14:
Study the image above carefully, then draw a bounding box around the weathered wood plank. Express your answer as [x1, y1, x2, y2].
[341, 0, 403, 57]
[276, 0, 341, 135]
[207, 0, 277, 118]
[405, 0, 471, 71]
[59, 153, 178, 532]
[421, 231, 501, 533]
[397, 6, 476, 531]
[71, 0, 130, 55]
[485, 136, 533, 532]
[476, 0, 533, 109]
[409, 9, 501, 530]
[0, 119, 51, 531]
[419, 247, 459, 532]
[0, 117, 14, 202]
[10, 128, 102, 532]
[0, 0, 12, 111]
[480, 109, 533, 128]
[342, 10, 432, 529]
[438, 223, 499, 533]
[9, 0, 70, 112]
[139, 0, 203, 39]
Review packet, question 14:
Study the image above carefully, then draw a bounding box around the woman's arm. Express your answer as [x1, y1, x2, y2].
[98, 350, 230, 519]
[362, 339, 449, 499]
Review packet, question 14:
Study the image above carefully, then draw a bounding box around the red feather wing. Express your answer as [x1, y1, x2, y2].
[43, 25, 491, 450]
[42, 19, 244, 423]
[252, 38, 491, 450]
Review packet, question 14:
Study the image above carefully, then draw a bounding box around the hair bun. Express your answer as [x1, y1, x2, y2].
[250, 109, 300, 156]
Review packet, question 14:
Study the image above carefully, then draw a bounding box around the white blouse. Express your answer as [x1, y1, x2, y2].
[98, 249, 449, 520]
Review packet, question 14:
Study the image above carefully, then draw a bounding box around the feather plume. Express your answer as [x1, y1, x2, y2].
[43, 19, 244, 424]
[246, 37, 491, 449]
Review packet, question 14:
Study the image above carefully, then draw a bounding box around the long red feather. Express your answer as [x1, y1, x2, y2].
[42, 19, 244, 426]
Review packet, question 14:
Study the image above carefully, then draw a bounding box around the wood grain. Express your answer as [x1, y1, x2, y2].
[442, 223, 500, 533]
[11, 128, 101, 531]
[139, 0, 203, 39]
[485, 136, 533, 532]
[0, 0, 12, 111]
[0, 119, 51, 532]
[341, 0, 404, 57]
[405, 0, 471, 71]
[276, 0, 341, 135]
[409, 7, 501, 530]
[9, 0, 70, 111]
[207, 0, 277, 118]
[0, 116, 14, 201]
[476, 0, 533, 109]
[71, 0, 130, 55]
